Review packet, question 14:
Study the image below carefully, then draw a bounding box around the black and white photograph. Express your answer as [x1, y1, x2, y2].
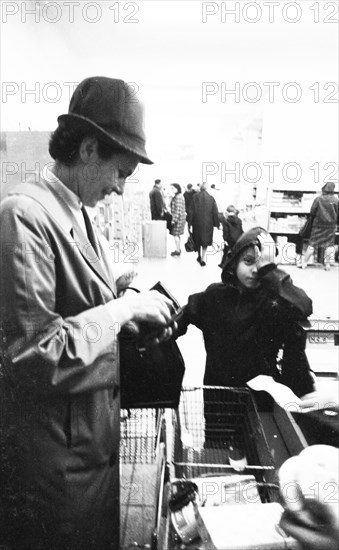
[0, 1, 338, 548]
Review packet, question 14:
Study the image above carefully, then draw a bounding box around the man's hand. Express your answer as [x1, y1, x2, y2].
[116, 269, 137, 294]
[123, 289, 174, 327]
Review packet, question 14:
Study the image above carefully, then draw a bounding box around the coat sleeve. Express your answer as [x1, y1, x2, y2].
[310, 196, 319, 219]
[154, 190, 164, 218]
[278, 322, 315, 397]
[258, 265, 315, 397]
[176, 290, 209, 337]
[212, 199, 220, 228]
[258, 264, 313, 320]
[0, 199, 119, 397]
[171, 195, 179, 224]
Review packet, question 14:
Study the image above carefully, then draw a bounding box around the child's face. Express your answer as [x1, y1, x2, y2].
[236, 246, 260, 289]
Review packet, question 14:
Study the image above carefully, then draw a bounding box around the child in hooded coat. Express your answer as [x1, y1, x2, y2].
[177, 227, 315, 398]
[219, 205, 243, 268]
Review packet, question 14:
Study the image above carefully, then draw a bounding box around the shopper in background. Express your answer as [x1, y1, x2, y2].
[149, 178, 165, 220]
[219, 205, 244, 269]
[169, 183, 186, 256]
[302, 182, 338, 270]
[188, 182, 219, 266]
[183, 183, 196, 220]
[177, 227, 315, 396]
[0, 76, 174, 550]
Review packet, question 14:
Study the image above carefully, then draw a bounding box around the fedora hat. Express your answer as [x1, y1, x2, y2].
[58, 76, 153, 164]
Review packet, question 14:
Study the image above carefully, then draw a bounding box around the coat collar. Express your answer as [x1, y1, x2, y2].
[8, 173, 116, 296]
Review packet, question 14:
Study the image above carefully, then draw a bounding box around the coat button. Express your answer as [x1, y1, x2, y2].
[109, 452, 117, 467]
[113, 384, 120, 399]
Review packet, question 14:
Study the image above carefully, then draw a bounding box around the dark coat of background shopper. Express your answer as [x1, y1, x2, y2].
[177, 227, 315, 398]
[170, 183, 186, 256]
[183, 183, 196, 218]
[219, 205, 244, 268]
[149, 178, 165, 220]
[303, 181, 338, 270]
[188, 182, 219, 266]
[0, 77, 174, 550]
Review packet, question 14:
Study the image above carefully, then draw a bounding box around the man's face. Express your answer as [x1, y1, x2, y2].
[235, 246, 260, 289]
[79, 145, 139, 207]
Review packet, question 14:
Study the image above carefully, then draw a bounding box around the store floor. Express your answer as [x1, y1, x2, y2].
[129, 236, 339, 386]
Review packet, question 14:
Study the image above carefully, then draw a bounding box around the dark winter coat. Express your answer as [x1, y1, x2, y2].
[149, 185, 164, 220]
[0, 175, 121, 549]
[309, 182, 338, 248]
[221, 214, 243, 247]
[177, 265, 315, 398]
[183, 189, 196, 216]
[188, 189, 219, 248]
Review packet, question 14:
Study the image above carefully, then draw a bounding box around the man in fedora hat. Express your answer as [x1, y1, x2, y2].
[0, 77, 174, 549]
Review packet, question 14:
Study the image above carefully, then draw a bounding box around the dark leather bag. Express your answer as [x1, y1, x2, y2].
[119, 282, 185, 409]
[184, 232, 196, 253]
[162, 210, 173, 231]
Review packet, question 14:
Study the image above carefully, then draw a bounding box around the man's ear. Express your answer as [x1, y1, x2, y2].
[79, 137, 99, 163]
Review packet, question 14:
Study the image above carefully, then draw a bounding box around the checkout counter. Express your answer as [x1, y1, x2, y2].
[119, 319, 339, 549]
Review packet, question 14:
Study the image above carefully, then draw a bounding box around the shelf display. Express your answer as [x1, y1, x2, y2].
[268, 190, 317, 235]
[267, 188, 339, 265]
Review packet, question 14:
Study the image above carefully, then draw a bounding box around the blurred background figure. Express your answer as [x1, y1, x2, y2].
[170, 183, 186, 256]
[149, 178, 165, 220]
[302, 182, 339, 271]
[219, 205, 244, 269]
[188, 182, 219, 266]
[183, 183, 196, 224]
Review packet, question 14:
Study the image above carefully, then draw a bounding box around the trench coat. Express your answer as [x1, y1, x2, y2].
[188, 189, 219, 248]
[0, 173, 120, 549]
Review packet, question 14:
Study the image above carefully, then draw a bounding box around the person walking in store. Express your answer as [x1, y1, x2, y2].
[149, 178, 165, 220]
[177, 227, 316, 397]
[183, 183, 196, 220]
[218, 204, 244, 268]
[302, 181, 338, 270]
[169, 183, 186, 256]
[0, 76, 175, 550]
[187, 182, 219, 266]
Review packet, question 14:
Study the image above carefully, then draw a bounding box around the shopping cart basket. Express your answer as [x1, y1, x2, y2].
[171, 387, 275, 481]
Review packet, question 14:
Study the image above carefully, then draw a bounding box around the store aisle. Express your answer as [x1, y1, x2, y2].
[125, 239, 339, 386]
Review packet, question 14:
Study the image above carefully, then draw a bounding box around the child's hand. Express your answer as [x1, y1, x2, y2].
[255, 232, 277, 269]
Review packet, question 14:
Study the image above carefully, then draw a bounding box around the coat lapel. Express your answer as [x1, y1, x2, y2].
[9, 176, 116, 295]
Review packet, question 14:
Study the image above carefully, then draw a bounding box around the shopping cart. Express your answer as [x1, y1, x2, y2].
[152, 387, 282, 549]
[120, 408, 167, 549]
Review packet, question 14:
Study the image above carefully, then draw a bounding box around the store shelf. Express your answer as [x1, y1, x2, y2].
[267, 189, 315, 237]
[270, 230, 299, 235]
[270, 209, 310, 214]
